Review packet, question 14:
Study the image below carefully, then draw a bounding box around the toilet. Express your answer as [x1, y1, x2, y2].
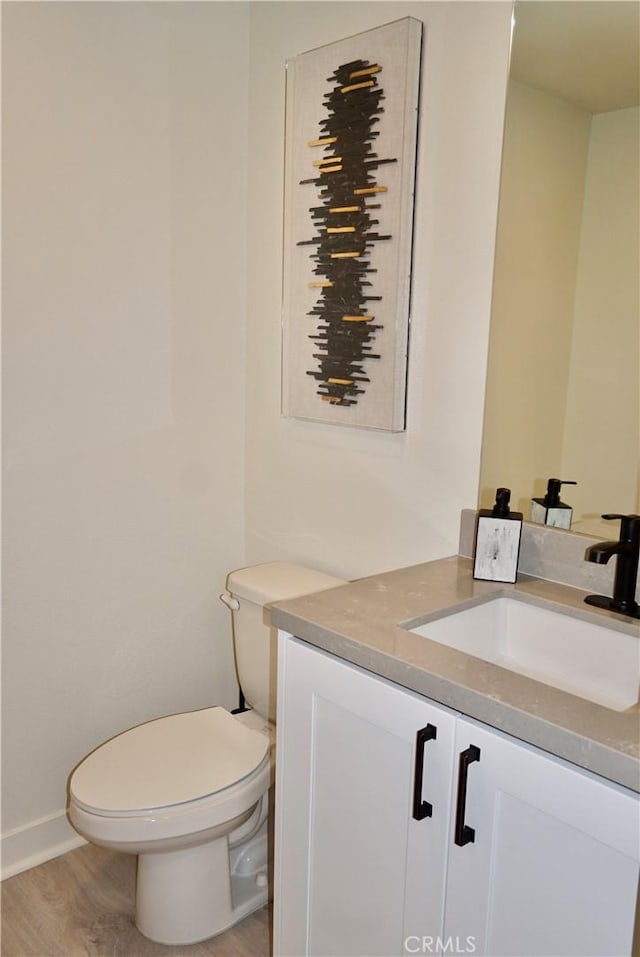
[67, 562, 344, 945]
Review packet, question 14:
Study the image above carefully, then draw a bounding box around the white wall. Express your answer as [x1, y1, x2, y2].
[245, 2, 512, 578]
[2, 0, 513, 877]
[2, 2, 249, 876]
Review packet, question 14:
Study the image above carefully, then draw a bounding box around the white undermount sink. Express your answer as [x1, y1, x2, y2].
[408, 597, 640, 711]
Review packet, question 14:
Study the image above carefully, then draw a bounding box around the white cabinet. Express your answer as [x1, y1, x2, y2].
[274, 635, 640, 957]
[274, 632, 457, 957]
[445, 717, 639, 957]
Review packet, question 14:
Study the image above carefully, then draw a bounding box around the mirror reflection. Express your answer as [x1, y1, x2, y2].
[479, 1, 639, 538]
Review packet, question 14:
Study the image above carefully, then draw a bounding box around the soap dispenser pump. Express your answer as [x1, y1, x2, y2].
[531, 478, 577, 529]
[473, 488, 523, 583]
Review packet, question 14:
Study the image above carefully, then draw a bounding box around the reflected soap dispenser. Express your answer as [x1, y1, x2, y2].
[531, 478, 577, 529]
[473, 488, 523, 583]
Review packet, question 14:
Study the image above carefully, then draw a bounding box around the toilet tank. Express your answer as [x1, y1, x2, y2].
[225, 562, 345, 721]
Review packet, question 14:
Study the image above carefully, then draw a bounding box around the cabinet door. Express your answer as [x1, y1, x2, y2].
[274, 635, 457, 957]
[445, 716, 640, 957]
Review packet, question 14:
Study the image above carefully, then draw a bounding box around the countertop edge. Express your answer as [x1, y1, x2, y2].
[270, 556, 640, 793]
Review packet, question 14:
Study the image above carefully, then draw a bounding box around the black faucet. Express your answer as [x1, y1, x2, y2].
[584, 514, 640, 619]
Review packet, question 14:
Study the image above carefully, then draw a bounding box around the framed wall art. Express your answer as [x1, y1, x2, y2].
[281, 17, 422, 432]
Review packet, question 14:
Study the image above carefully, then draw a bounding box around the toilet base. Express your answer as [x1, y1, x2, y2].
[135, 829, 268, 945]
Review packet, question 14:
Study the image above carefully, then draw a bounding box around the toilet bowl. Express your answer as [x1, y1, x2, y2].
[69, 707, 272, 945]
[67, 561, 345, 945]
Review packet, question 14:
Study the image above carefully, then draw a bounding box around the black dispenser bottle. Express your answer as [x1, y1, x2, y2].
[531, 478, 577, 529]
[473, 488, 523, 583]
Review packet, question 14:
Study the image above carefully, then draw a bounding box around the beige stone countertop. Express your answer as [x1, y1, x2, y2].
[270, 556, 640, 793]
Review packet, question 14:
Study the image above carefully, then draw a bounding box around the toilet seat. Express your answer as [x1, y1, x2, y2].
[70, 707, 269, 816]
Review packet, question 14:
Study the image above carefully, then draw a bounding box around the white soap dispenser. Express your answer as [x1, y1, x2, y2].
[473, 488, 523, 583]
[530, 478, 577, 529]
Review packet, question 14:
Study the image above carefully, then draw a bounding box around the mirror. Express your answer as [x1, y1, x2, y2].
[479, 1, 639, 538]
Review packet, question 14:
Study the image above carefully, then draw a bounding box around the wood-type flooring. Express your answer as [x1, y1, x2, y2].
[1, 844, 270, 957]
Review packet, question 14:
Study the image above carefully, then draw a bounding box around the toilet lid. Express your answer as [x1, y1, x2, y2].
[70, 707, 269, 814]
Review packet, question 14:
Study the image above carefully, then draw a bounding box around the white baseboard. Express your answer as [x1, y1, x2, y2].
[1, 809, 86, 880]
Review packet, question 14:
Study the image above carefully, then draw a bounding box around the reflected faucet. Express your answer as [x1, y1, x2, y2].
[585, 514, 640, 619]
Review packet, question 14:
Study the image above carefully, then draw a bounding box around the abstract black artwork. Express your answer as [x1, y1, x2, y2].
[282, 19, 422, 431]
[299, 59, 393, 409]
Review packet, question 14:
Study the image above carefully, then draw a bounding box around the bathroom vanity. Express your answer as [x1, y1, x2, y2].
[270, 554, 640, 957]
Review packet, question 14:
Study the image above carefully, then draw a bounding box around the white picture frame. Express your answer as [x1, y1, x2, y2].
[281, 17, 423, 432]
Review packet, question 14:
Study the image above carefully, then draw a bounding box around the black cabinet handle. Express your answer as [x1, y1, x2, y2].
[454, 744, 480, 846]
[412, 723, 437, 820]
